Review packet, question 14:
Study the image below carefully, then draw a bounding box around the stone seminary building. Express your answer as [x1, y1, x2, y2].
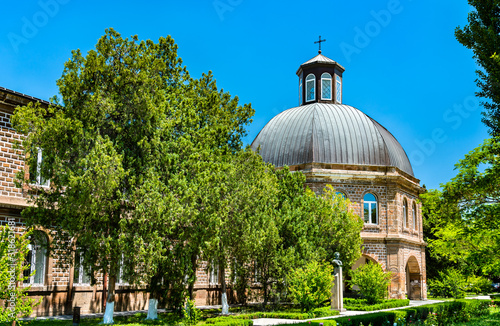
[0, 52, 426, 317]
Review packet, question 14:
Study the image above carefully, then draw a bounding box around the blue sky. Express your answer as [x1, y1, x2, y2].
[0, 0, 489, 190]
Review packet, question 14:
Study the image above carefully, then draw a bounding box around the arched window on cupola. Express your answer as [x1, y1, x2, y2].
[306, 74, 315, 102]
[299, 77, 303, 105]
[321, 73, 332, 100]
[336, 75, 342, 103]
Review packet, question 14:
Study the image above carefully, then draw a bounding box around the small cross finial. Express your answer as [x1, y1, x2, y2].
[314, 35, 326, 54]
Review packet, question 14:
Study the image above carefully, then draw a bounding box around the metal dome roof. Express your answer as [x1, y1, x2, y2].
[251, 103, 414, 176]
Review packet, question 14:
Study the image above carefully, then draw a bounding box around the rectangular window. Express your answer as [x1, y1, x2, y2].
[336, 76, 342, 103]
[117, 255, 129, 285]
[322, 79, 332, 100]
[299, 78, 303, 105]
[371, 206, 377, 224]
[364, 203, 369, 223]
[209, 262, 219, 285]
[74, 250, 91, 284]
[30, 148, 50, 187]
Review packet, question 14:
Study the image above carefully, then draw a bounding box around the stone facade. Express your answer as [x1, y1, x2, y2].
[301, 162, 426, 299]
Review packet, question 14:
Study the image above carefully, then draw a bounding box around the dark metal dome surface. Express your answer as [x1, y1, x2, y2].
[251, 103, 414, 176]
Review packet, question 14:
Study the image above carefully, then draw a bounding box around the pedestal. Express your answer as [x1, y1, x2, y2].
[331, 266, 345, 312]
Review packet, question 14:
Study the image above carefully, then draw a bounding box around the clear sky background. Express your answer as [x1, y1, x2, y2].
[0, 0, 490, 190]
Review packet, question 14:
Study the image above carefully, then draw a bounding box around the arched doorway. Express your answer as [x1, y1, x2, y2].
[405, 256, 421, 300]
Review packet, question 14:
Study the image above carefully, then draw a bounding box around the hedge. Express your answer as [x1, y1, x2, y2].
[343, 298, 410, 311]
[205, 308, 339, 323]
[210, 320, 254, 326]
[334, 299, 490, 326]
[292, 320, 337, 326]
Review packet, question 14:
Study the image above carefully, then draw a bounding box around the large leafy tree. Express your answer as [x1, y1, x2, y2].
[198, 148, 279, 314]
[254, 168, 363, 306]
[455, 0, 500, 137]
[12, 29, 254, 323]
[421, 139, 500, 278]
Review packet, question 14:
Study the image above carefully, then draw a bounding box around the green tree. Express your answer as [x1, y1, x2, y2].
[287, 260, 334, 312]
[199, 148, 279, 314]
[427, 269, 467, 299]
[455, 0, 500, 137]
[13, 28, 256, 322]
[422, 139, 500, 278]
[421, 189, 465, 281]
[349, 262, 392, 304]
[253, 169, 363, 306]
[12, 28, 190, 324]
[0, 226, 40, 324]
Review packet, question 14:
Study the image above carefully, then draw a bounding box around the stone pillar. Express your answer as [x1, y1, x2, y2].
[331, 266, 345, 311]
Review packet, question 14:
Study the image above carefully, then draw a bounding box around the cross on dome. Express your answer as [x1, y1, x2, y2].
[314, 35, 326, 53]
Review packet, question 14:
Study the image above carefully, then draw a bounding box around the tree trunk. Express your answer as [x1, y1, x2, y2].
[102, 274, 116, 324]
[146, 277, 160, 320]
[220, 263, 229, 315]
[146, 294, 158, 320]
[188, 253, 198, 300]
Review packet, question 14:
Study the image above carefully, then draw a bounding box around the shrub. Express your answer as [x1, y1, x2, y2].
[288, 261, 334, 312]
[466, 275, 492, 294]
[334, 299, 490, 326]
[293, 321, 337, 326]
[205, 308, 339, 323]
[428, 269, 467, 299]
[348, 263, 391, 304]
[343, 298, 409, 311]
[183, 299, 201, 325]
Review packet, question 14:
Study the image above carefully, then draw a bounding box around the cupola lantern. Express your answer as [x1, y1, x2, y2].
[296, 53, 345, 106]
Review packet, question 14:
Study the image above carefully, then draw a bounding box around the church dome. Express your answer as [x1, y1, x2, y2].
[251, 102, 414, 176]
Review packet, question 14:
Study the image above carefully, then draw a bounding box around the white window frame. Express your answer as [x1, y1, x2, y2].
[209, 262, 219, 285]
[403, 199, 408, 228]
[412, 202, 417, 230]
[363, 193, 378, 225]
[24, 235, 46, 286]
[31, 148, 50, 187]
[336, 75, 342, 103]
[74, 249, 91, 285]
[299, 77, 303, 105]
[306, 74, 315, 102]
[321, 73, 332, 100]
[116, 254, 129, 285]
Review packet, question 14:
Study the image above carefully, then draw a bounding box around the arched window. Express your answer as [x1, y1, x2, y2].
[306, 74, 315, 102]
[412, 202, 417, 230]
[23, 231, 47, 285]
[74, 248, 91, 285]
[321, 73, 332, 100]
[299, 77, 303, 105]
[336, 191, 347, 199]
[336, 75, 342, 103]
[363, 193, 378, 224]
[403, 198, 408, 228]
